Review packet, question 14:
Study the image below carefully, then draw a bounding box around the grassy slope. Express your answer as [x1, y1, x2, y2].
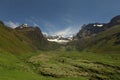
[0, 23, 33, 53]
[0, 50, 88, 80]
[28, 51, 120, 80]
[0, 51, 43, 80]
[0, 50, 120, 80]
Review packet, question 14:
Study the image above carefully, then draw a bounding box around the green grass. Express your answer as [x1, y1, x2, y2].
[0, 50, 88, 80]
[28, 51, 120, 80]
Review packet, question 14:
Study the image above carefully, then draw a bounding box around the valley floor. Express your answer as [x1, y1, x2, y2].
[0, 50, 120, 80]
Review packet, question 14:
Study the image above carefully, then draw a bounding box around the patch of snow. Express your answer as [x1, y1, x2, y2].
[47, 39, 70, 43]
[93, 24, 103, 27]
[97, 24, 103, 27]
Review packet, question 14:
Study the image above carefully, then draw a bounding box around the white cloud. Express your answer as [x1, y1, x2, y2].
[53, 25, 81, 37]
[5, 21, 20, 28]
[41, 18, 81, 37]
[25, 16, 81, 37]
[42, 32, 48, 36]
[54, 27, 72, 36]
[33, 23, 39, 27]
[25, 17, 41, 27]
[42, 21, 58, 35]
[26, 17, 57, 35]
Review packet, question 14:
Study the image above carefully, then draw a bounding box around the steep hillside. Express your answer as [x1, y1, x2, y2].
[0, 21, 34, 53]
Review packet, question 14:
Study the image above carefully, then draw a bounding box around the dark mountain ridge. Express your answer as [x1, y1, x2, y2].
[76, 15, 120, 39]
[0, 15, 120, 53]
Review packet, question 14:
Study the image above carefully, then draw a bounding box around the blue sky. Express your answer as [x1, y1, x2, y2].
[0, 0, 120, 37]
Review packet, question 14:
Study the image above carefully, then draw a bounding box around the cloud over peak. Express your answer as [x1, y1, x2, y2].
[5, 21, 20, 28]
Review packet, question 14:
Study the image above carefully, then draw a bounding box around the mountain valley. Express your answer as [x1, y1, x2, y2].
[0, 15, 120, 80]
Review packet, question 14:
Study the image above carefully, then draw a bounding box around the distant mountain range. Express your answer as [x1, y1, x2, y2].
[0, 15, 120, 53]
